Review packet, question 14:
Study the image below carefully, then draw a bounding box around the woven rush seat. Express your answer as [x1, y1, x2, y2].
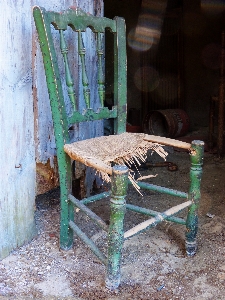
[64, 132, 167, 183]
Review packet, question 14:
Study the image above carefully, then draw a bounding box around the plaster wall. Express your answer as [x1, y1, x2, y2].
[0, 0, 36, 259]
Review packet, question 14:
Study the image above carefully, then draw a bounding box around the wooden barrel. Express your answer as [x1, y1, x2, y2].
[143, 109, 190, 138]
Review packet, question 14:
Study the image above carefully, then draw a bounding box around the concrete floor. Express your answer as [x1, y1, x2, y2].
[0, 141, 225, 299]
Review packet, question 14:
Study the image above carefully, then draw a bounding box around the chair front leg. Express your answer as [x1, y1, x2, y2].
[106, 165, 128, 290]
[185, 140, 204, 256]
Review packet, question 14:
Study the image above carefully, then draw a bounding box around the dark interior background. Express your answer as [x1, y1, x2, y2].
[104, 0, 225, 131]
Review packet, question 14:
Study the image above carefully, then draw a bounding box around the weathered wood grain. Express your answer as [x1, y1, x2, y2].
[0, 0, 36, 259]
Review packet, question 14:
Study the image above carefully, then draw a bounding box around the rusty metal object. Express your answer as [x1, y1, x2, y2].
[143, 109, 190, 138]
[131, 161, 178, 175]
[146, 161, 178, 171]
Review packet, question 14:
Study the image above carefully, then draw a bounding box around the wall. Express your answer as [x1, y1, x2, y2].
[0, 0, 36, 259]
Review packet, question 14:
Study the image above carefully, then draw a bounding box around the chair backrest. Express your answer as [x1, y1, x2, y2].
[33, 6, 127, 149]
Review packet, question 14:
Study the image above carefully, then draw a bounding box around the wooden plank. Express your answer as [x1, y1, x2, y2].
[0, 0, 36, 259]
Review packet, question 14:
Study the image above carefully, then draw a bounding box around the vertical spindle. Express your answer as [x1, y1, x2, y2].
[97, 32, 105, 107]
[78, 30, 90, 109]
[59, 30, 77, 110]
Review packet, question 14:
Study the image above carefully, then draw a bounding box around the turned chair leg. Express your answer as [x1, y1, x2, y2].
[106, 165, 128, 290]
[185, 140, 204, 256]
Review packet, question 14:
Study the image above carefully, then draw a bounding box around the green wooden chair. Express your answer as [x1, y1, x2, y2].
[33, 6, 204, 290]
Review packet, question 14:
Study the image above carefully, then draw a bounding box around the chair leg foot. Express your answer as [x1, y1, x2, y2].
[105, 275, 121, 290]
[60, 243, 73, 251]
[185, 211, 198, 257]
[185, 205, 199, 257]
[185, 240, 197, 256]
[60, 231, 74, 250]
[60, 196, 74, 250]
